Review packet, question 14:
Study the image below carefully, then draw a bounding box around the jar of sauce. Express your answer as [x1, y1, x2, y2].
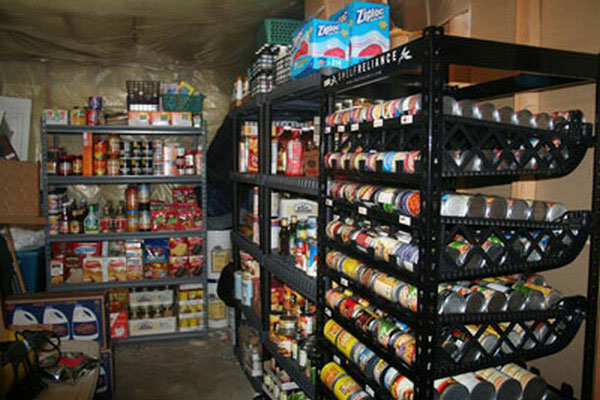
[59, 155, 72, 176]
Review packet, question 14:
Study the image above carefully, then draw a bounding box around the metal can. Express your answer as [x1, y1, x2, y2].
[119, 158, 132, 175]
[470, 283, 508, 312]
[372, 273, 402, 303]
[435, 377, 470, 400]
[324, 319, 344, 345]
[544, 201, 568, 222]
[476, 368, 523, 400]
[445, 241, 484, 269]
[498, 106, 518, 125]
[88, 95, 102, 110]
[93, 158, 106, 175]
[478, 103, 500, 122]
[336, 330, 358, 360]
[126, 210, 139, 232]
[120, 140, 131, 158]
[453, 372, 496, 400]
[395, 190, 420, 217]
[484, 196, 508, 219]
[522, 282, 563, 308]
[481, 280, 526, 311]
[457, 100, 482, 119]
[506, 198, 531, 220]
[372, 359, 390, 386]
[320, 361, 346, 390]
[516, 109, 535, 127]
[398, 284, 418, 312]
[86, 109, 101, 125]
[376, 188, 399, 212]
[71, 108, 87, 125]
[500, 363, 547, 400]
[107, 156, 119, 176]
[438, 288, 468, 314]
[391, 332, 415, 365]
[511, 283, 546, 310]
[528, 200, 549, 222]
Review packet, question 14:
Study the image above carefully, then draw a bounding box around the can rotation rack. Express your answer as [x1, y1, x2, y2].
[40, 120, 209, 343]
[317, 27, 599, 400]
[228, 26, 599, 399]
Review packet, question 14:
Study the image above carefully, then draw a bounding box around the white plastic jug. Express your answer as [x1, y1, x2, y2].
[72, 304, 99, 340]
[43, 306, 70, 340]
[12, 309, 38, 325]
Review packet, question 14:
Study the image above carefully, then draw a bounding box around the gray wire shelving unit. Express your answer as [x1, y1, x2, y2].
[40, 119, 209, 344]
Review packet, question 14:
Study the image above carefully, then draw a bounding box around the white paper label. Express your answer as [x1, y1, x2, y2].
[373, 119, 383, 128]
[333, 355, 341, 364]
[340, 277, 349, 286]
[325, 199, 333, 206]
[325, 126, 331, 133]
[337, 125, 345, 132]
[351, 123, 359, 132]
[325, 308, 332, 317]
[401, 115, 414, 124]
[358, 206, 368, 215]
[398, 215, 411, 226]
[366, 386, 375, 397]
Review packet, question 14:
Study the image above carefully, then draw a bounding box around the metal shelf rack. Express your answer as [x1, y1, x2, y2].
[317, 26, 599, 400]
[40, 120, 209, 343]
[229, 72, 323, 396]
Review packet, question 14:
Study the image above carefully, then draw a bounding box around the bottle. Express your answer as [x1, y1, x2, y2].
[69, 201, 82, 234]
[279, 217, 290, 256]
[59, 204, 69, 234]
[115, 201, 127, 233]
[285, 129, 303, 176]
[242, 76, 249, 99]
[84, 204, 100, 234]
[303, 127, 319, 177]
[289, 215, 298, 254]
[101, 204, 112, 232]
[278, 127, 292, 174]
[234, 75, 243, 105]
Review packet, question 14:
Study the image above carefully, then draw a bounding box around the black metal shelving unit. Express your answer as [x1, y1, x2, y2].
[40, 120, 209, 343]
[229, 73, 323, 398]
[317, 27, 599, 400]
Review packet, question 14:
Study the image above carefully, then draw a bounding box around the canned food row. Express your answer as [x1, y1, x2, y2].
[320, 361, 372, 400]
[330, 180, 568, 222]
[326, 93, 582, 131]
[326, 249, 562, 314]
[325, 151, 420, 174]
[442, 320, 557, 364]
[323, 316, 549, 400]
[325, 219, 418, 273]
[324, 290, 415, 365]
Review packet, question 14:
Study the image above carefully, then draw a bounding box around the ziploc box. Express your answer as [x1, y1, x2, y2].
[330, 2, 389, 66]
[290, 19, 349, 78]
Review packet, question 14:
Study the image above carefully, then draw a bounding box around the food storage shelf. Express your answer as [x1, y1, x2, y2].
[263, 340, 316, 400]
[231, 172, 263, 186]
[47, 229, 205, 242]
[48, 276, 204, 292]
[48, 175, 203, 185]
[264, 175, 319, 197]
[232, 231, 263, 262]
[325, 307, 414, 380]
[234, 345, 264, 395]
[237, 300, 262, 331]
[45, 124, 202, 135]
[113, 329, 207, 344]
[321, 341, 395, 400]
[263, 254, 317, 303]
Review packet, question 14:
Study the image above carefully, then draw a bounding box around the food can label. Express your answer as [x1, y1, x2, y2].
[500, 363, 537, 387]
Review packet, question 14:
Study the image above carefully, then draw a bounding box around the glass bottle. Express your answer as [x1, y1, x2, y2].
[115, 201, 127, 233]
[83, 204, 100, 234]
[59, 204, 69, 234]
[279, 217, 290, 256]
[289, 215, 298, 254]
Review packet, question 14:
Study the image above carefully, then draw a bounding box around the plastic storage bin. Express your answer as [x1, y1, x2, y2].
[256, 19, 302, 49]
[17, 247, 45, 292]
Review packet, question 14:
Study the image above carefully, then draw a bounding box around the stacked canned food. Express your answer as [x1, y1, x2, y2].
[119, 138, 202, 176]
[325, 94, 583, 131]
[326, 250, 563, 315]
[324, 288, 555, 400]
[329, 181, 568, 222]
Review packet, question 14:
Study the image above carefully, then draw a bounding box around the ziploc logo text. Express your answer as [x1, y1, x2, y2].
[356, 7, 385, 24]
[317, 24, 340, 37]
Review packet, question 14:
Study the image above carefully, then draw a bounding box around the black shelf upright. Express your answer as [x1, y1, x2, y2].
[318, 26, 599, 400]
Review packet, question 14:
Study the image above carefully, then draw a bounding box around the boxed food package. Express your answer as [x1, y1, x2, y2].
[65, 255, 84, 284]
[150, 111, 171, 126]
[290, 19, 349, 78]
[129, 288, 173, 307]
[96, 349, 114, 400]
[83, 132, 93, 176]
[128, 111, 151, 126]
[128, 316, 177, 336]
[43, 109, 69, 125]
[126, 257, 144, 281]
[109, 311, 128, 339]
[106, 257, 127, 282]
[143, 239, 168, 279]
[278, 198, 318, 219]
[5, 293, 108, 348]
[83, 257, 107, 283]
[330, 2, 389, 65]
[171, 112, 193, 127]
[125, 240, 143, 257]
[50, 256, 64, 285]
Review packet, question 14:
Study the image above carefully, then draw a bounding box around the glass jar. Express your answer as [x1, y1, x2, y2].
[72, 154, 83, 175]
[59, 155, 72, 176]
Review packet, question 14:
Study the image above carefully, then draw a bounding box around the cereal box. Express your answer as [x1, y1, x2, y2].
[126, 257, 144, 281]
[83, 257, 107, 283]
[107, 257, 127, 282]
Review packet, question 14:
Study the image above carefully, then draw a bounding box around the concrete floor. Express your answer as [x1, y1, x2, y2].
[115, 335, 256, 400]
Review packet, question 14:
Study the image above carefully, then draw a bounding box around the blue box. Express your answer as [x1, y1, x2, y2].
[5, 294, 108, 349]
[290, 19, 349, 78]
[17, 248, 45, 292]
[330, 2, 390, 66]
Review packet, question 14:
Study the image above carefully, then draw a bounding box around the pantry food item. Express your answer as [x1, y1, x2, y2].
[291, 19, 350, 78]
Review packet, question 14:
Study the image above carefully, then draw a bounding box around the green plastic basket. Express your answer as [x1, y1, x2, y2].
[160, 94, 205, 112]
[256, 18, 302, 49]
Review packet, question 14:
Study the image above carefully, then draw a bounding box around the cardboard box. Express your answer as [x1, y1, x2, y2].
[150, 111, 171, 126]
[83, 257, 107, 283]
[5, 293, 108, 349]
[171, 112, 193, 127]
[95, 349, 114, 400]
[127, 111, 151, 126]
[330, 2, 390, 65]
[43, 109, 69, 125]
[129, 289, 174, 307]
[126, 257, 144, 281]
[128, 316, 177, 336]
[106, 257, 127, 282]
[109, 311, 128, 339]
[305, 0, 350, 19]
[278, 198, 318, 219]
[0, 161, 46, 227]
